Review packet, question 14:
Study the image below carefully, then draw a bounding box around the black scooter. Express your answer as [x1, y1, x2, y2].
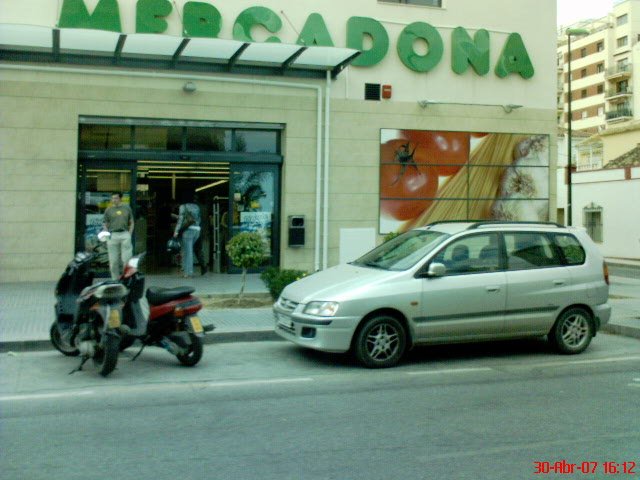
[50, 252, 128, 377]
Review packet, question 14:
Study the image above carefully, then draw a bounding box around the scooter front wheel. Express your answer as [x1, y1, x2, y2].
[176, 333, 203, 367]
[49, 323, 80, 357]
[94, 334, 120, 377]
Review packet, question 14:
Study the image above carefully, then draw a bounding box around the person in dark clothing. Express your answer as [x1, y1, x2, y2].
[193, 194, 208, 275]
[173, 194, 200, 278]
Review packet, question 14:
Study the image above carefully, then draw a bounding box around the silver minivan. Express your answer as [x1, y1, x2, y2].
[273, 221, 611, 368]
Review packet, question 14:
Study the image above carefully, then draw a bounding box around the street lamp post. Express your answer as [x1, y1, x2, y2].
[566, 28, 589, 226]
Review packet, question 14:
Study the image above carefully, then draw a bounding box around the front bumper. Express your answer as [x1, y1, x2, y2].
[273, 305, 360, 353]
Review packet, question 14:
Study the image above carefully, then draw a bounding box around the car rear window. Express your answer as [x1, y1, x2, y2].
[553, 233, 586, 265]
[504, 232, 563, 270]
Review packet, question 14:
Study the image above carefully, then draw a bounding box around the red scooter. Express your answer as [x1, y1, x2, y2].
[118, 253, 214, 366]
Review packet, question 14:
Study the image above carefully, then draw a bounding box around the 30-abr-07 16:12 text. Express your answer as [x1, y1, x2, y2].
[534, 461, 636, 475]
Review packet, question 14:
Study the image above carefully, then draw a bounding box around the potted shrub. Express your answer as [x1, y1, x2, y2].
[225, 232, 266, 303]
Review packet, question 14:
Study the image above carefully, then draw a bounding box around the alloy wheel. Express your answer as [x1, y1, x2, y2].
[560, 313, 590, 348]
[365, 323, 400, 361]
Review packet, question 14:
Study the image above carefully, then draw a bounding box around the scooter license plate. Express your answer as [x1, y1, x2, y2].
[108, 309, 121, 328]
[188, 316, 204, 334]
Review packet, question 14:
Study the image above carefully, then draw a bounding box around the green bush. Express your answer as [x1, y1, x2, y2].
[226, 232, 266, 301]
[261, 267, 308, 300]
[383, 231, 401, 243]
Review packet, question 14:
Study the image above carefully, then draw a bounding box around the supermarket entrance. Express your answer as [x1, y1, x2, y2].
[138, 160, 230, 274]
[76, 118, 283, 275]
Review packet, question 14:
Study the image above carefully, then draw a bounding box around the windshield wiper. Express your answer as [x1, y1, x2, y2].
[350, 260, 388, 270]
[362, 261, 386, 269]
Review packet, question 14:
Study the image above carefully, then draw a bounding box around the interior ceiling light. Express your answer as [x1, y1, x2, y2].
[195, 180, 228, 192]
[148, 175, 228, 180]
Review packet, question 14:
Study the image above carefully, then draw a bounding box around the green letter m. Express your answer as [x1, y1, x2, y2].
[58, 0, 122, 32]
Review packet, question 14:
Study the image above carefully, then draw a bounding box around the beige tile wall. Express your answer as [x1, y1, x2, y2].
[0, 68, 557, 281]
[0, 69, 321, 281]
[323, 99, 558, 267]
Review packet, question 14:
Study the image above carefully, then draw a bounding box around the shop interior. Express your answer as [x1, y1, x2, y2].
[79, 121, 281, 276]
[136, 160, 230, 273]
[84, 160, 230, 275]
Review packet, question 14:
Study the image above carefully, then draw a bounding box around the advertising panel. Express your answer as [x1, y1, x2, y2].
[379, 129, 550, 234]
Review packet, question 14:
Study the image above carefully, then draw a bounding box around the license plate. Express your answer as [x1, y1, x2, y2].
[108, 309, 121, 328]
[276, 313, 293, 329]
[188, 316, 204, 334]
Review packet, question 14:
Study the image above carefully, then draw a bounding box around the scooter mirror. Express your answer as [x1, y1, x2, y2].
[127, 253, 146, 269]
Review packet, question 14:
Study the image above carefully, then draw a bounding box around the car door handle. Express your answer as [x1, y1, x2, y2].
[486, 286, 501, 292]
[553, 280, 566, 286]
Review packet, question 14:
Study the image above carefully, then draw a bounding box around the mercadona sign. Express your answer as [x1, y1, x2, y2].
[58, 0, 535, 79]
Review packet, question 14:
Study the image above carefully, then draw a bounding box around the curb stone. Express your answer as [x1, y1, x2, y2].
[602, 324, 640, 340]
[0, 330, 282, 354]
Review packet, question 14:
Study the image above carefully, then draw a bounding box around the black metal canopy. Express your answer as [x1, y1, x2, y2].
[0, 24, 360, 79]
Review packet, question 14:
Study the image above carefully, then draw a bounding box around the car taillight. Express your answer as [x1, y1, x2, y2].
[603, 262, 609, 285]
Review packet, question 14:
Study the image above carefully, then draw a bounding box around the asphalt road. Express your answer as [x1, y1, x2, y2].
[1, 334, 639, 480]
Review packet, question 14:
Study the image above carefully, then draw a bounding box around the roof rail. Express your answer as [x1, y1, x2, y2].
[467, 221, 565, 230]
[425, 220, 484, 228]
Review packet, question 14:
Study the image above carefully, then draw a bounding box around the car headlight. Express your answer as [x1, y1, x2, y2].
[303, 301, 339, 317]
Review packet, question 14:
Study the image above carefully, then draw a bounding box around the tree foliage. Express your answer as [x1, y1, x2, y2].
[226, 232, 266, 301]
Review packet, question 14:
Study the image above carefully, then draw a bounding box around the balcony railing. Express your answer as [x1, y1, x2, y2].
[606, 65, 632, 78]
[577, 159, 603, 172]
[606, 108, 633, 121]
[606, 88, 633, 99]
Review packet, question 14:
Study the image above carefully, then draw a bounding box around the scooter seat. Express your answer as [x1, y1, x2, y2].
[146, 286, 195, 306]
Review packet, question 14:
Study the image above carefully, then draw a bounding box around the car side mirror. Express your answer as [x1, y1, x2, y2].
[426, 262, 446, 277]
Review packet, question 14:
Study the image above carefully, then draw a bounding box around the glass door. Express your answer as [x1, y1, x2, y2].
[77, 160, 136, 276]
[228, 164, 280, 272]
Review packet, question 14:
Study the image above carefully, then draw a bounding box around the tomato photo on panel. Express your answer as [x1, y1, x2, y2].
[380, 140, 438, 221]
[400, 130, 470, 176]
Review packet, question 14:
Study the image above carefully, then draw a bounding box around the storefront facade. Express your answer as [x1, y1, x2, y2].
[0, 0, 557, 281]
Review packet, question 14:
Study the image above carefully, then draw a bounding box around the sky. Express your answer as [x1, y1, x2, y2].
[557, 0, 615, 27]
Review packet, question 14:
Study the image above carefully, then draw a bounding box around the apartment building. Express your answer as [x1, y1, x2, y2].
[555, 1, 640, 255]
[557, 0, 640, 138]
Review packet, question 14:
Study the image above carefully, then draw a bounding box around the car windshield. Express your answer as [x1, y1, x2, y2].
[351, 230, 449, 271]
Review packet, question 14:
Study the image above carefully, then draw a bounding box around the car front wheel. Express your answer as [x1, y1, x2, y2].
[549, 307, 594, 354]
[354, 315, 406, 368]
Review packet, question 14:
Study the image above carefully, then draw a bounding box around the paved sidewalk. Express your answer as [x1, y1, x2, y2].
[0, 273, 277, 350]
[1, 271, 639, 351]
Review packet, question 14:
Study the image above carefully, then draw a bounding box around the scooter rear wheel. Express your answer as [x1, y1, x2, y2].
[49, 323, 80, 357]
[176, 333, 203, 367]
